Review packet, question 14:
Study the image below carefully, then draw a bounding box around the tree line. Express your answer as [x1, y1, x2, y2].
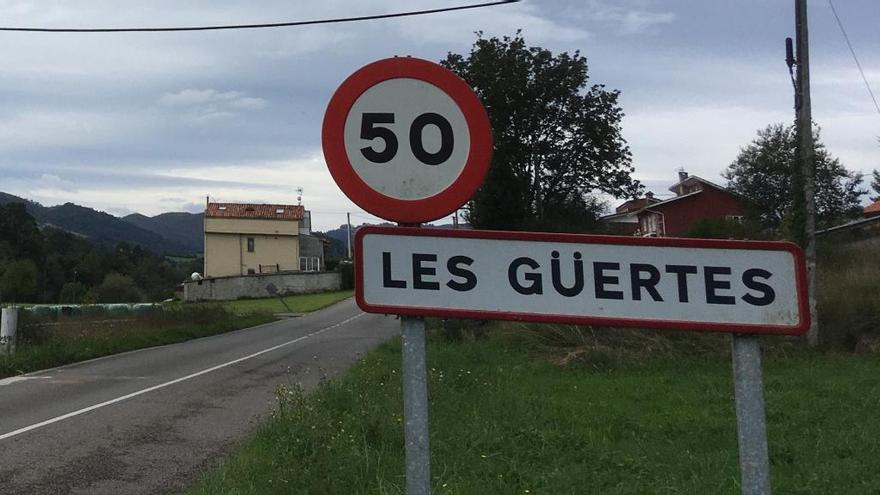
[445, 33, 873, 238]
[0, 203, 199, 304]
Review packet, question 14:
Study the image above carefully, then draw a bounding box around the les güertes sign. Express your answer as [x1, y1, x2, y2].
[356, 226, 810, 335]
[325, 56, 802, 494]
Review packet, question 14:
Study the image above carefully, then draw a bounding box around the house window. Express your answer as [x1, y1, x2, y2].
[726, 215, 744, 224]
[247, 237, 255, 252]
[247, 268, 256, 275]
[299, 257, 321, 272]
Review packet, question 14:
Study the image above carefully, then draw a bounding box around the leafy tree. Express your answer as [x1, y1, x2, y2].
[0, 203, 43, 262]
[871, 169, 880, 202]
[94, 273, 142, 303]
[59, 282, 88, 304]
[0, 259, 39, 303]
[442, 33, 640, 231]
[724, 123, 865, 231]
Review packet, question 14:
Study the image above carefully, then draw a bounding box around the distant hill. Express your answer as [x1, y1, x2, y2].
[0, 192, 201, 255]
[123, 212, 203, 254]
[317, 221, 466, 260]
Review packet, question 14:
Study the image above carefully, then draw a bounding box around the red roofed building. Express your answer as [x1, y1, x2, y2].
[600, 191, 662, 235]
[634, 171, 745, 237]
[864, 199, 880, 218]
[204, 201, 320, 277]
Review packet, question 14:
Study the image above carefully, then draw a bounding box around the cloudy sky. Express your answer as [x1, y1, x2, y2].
[1, 0, 878, 231]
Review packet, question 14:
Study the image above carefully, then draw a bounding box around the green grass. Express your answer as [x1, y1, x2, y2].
[189, 326, 880, 494]
[0, 307, 274, 378]
[0, 291, 352, 378]
[223, 290, 353, 315]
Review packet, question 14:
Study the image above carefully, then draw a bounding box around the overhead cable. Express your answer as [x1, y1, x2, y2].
[0, 1, 519, 33]
[826, 0, 880, 116]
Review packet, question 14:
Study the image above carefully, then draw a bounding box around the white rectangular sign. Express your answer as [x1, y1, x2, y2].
[355, 226, 809, 335]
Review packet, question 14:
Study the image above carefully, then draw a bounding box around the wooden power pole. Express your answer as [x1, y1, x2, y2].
[795, 0, 818, 346]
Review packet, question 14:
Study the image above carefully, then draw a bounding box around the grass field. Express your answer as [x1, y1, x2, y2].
[0, 290, 353, 379]
[223, 290, 353, 315]
[190, 323, 880, 494]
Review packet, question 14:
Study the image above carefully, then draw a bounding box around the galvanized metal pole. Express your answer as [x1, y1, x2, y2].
[401, 315, 431, 495]
[732, 334, 771, 495]
[1, 307, 19, 355]
[346, 212, 353, 259]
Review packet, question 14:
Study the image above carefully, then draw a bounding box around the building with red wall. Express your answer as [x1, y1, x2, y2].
[633, 171, 744, 237]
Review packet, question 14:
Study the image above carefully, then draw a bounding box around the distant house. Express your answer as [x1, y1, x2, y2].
[602, 170, 745, 237]
[600, 191, 662, 235]
[203, 202, 323, 278]
[634, 171, 745, 237]
[816, 198, 880, 238]
[865, 199, 880, 218]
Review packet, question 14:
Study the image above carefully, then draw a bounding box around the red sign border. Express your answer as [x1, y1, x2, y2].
[354, 226, 811, 336]
[322, 57, 493, 224]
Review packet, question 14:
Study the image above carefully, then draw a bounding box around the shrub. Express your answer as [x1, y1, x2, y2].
[338, 260, 354, 290]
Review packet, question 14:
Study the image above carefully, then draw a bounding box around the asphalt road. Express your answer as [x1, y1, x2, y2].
[0, 298, 398, 494]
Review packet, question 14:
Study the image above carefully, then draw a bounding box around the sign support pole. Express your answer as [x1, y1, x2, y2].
[731, 334, 771, 495]
[401, 315, 431, 495]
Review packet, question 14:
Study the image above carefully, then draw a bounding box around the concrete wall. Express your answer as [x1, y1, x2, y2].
[184, 271, 341, 302]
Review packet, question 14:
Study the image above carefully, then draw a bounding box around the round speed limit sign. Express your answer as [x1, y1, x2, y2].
[322, 57, 492, 224]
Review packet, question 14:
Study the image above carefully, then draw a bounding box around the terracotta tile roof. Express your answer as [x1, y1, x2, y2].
[206, 202, 304, 221]
[865, 200, 880, 217]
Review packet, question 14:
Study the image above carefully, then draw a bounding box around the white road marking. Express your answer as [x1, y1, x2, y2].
[0, 312, 364, 442]
[0, 376, 51, 387]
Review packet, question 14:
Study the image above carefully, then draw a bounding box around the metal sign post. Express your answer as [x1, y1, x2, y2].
[323, 57, 492, 495]
[732, 335, 771, 495]
[401, 315, 431, 495]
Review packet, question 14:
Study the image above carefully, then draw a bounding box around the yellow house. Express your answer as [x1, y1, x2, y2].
[204, 202, 304, 278]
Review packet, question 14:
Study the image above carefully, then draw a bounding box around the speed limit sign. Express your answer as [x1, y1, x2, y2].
[322, 57, 493, 224]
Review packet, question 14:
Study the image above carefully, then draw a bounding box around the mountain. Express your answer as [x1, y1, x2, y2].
[123, 212, 203, 254]
[0, 192, 200, 255]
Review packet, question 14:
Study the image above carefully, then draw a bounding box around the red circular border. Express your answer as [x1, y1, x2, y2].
[322, 57, 493, 224]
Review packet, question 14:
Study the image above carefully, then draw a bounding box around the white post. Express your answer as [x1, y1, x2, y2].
[1, 307, 19, 354]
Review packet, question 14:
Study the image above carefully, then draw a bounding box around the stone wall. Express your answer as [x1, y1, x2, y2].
[183, 271, 341, 302]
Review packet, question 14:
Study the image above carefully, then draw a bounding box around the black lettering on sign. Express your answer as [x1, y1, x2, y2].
[412, 253, 440, 290]
[593, 262, 623, 300]
[551, 251, 584, 297]
[630, 263, 663, 302]
[742, 268, 775, 306]
[360, 113, 398, 163]
[704, 266, 736, 305]
[409, 113, 454, 166]
[382, 252, 406, 289]
[508, 257, 543, 295]
[447, 256, 477, 292]
[665, 264, 698, 302]
[359, 112, 454, 166]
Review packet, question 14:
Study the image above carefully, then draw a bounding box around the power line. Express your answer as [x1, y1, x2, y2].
[0, 1, 519, 33]
[826, 0, 880, 116]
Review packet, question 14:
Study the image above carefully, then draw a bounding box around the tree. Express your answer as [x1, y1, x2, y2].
[0, 259, 39, 303]
[871, 169, 880, 202]
[59, 282, 88, 304]
[0, 203, 43, 262]
[724, 123, 865, 231]
[94, 273, 142, 303]
[442, 33, 640, 232]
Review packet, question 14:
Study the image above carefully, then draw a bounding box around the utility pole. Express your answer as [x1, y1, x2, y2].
[794, 0, 818, 346]
[346, 212, 352, 259]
